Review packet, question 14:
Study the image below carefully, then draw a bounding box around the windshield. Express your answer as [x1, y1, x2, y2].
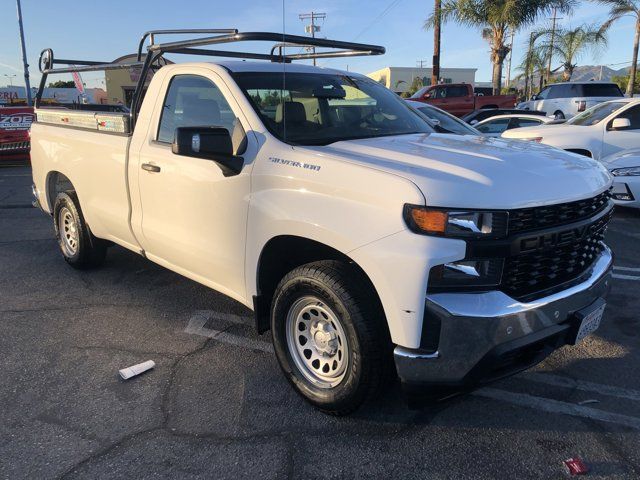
[233, 72, 434, 145]
[409, 86, 429, 99]
[567, 101, 627, 126]
[415, 105, 478, 135]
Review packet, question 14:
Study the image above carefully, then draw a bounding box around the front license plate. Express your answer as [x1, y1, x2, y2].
[572, 300, 606, 345]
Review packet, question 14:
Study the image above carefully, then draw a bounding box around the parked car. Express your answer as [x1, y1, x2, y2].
[408, 83, 516, 117]
[462, 108, 548, 125]
[31, 30, 614, 414]
[474, 114, 556, 137]
[405, 100, 480, 135]
[502, 98, 640, 160]
[602, 149, 640, 208]
[0, 106, 33, 162]
[517, 82, 624, 120]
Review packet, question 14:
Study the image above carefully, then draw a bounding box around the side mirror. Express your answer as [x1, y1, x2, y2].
[423, 92, 432, 99]
[469, 119, 479, 125]
[611, 117, 631, 130]
[172, 126, 243, 176]
[530, 94, 538, 101]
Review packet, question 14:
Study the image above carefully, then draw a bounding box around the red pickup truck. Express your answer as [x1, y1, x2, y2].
[0, 106, 33, 162]
[409, 83, 516, 117]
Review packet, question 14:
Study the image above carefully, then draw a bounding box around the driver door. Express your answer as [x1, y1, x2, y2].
[132, 68, 256, 301]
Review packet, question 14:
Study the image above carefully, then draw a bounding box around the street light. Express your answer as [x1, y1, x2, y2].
[3, 74, 16, 87]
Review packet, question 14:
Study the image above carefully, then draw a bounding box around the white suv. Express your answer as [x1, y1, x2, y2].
[518, 82, 624, 120]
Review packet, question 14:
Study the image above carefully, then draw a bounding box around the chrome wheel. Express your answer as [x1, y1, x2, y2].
[285, 296, 349, 388]
[58, 206, 79, 257]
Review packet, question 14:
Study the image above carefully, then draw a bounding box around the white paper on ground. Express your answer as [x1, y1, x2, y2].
[118, 360, 156, 380]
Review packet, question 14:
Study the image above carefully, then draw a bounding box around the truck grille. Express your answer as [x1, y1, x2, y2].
[502, 207, 612, 301]
[0, 141, 30, 153]
[508, 190, 610, 235]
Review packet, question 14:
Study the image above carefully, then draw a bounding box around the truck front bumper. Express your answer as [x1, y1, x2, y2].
[394, 245, 613, 387]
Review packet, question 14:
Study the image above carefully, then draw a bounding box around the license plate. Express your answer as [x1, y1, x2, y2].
[572, 301, 606, 345]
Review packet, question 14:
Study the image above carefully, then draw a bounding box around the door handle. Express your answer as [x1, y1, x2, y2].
[141, 163, 161, 173]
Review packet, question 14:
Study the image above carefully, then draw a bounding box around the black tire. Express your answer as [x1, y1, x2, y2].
[554, 110, 565, 120]
[270, 260, 391, 415]
[53, 191, 107, 269]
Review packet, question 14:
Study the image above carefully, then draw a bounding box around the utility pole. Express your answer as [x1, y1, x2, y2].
[432, 0, 441, 86]
[16, 0, 32, 106]
[4, 74, 17, 87]
[299, 12, 326, 66]
[417, 60, 429, 68]
[505, 30, 515, 90]
[545, 8, 562, 85]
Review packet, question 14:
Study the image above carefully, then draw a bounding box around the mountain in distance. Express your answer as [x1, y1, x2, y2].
[510, 64, 632, 87]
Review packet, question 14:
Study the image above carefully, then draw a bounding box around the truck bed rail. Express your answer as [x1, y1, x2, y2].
[35, 109, 130, 134]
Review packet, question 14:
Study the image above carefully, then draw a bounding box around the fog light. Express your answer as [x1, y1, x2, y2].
[429, 259, 503, 289]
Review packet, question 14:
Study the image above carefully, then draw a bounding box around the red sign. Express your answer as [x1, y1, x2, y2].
[72, 71, 85, 94]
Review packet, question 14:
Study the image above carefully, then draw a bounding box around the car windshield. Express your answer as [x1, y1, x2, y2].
[233, 72, 434, 145]
[567, 101, 628, 126]
[415, 105, 478, 135]
[410, 86, 429, 99]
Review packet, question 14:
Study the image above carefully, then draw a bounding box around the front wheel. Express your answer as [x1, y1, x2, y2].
[53, 191, 107, 269]
[271, 261, 391, 415]
[554, 110, 565, 120]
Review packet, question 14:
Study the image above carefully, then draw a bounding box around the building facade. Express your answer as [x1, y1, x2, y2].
[367, 66, 477, 94]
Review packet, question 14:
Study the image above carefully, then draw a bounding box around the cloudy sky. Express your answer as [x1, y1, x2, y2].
[0, 0, 636, 88]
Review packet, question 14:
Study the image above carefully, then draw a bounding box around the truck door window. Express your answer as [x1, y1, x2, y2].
[445, 86, 467, 98]
[157, 75, 239, 144]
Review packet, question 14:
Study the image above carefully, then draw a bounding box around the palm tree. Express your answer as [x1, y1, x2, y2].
[539, 24, 607, 80]
[516, 45, 548, 98]
[425, 0, 575, 94]
[519, 29, 546, 98]
[597, 0, 640, 96]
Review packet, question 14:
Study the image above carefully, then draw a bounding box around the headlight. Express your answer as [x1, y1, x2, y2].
[403, 205, 508, 238]
[611, 166, 640, 177]
[429, 259, 504, 289]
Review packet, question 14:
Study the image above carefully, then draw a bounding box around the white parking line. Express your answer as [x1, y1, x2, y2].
[614, 266, 640, 272]
[184, 310, 274, 353]
[612, 274, 640, 281]
[523, 372, 640, 402]
[184, 311, 640, 428]
[475, 388, 640, 430]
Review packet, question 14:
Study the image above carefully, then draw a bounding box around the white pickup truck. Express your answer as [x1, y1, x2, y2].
[31, 30, 614, 414]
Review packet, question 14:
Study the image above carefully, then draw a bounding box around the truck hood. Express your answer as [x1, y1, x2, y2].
[303, 133, 611, 209]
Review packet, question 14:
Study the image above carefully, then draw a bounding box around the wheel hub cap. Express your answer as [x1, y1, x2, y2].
[59, 207, 79, 256]
[285, 297, 349, 388]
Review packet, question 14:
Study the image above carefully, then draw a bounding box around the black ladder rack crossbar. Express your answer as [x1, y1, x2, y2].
[35, 28, 385, 123]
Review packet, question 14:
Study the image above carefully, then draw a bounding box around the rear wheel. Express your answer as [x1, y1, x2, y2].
[53, 191, 107, 269]
[553, 110, 565, 120]
[271, 260, 390, 415]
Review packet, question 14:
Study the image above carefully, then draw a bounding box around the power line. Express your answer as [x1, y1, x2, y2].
[353, 0, 403, 41]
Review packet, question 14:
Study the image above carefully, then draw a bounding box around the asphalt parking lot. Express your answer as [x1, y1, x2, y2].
[1, 164, 639, 479]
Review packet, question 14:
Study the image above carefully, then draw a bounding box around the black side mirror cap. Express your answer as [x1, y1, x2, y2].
[172, 126, 244, 176]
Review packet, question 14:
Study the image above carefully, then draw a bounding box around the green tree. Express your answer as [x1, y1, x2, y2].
[597, 0, 640, 95]
[425, 0, 575, 95]
[402, 76, 424, 98]
[47, 80, 75, 88]
[539, 24, 607, 80]
[612, 73, 640, 92]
